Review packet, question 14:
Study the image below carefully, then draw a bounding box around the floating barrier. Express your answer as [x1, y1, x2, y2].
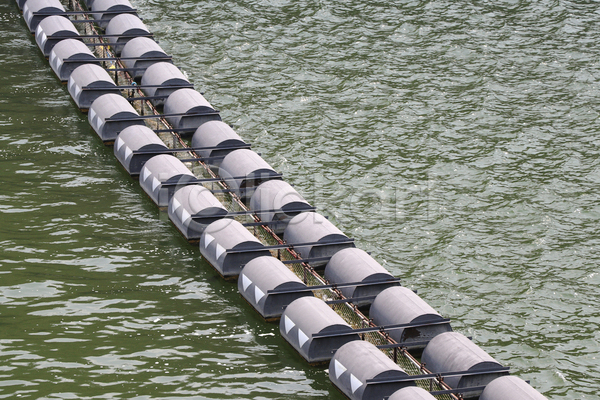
[120, 37, 171, 79]
[280, 296, 359, 364]
[261, 275, 401, 305]
[480, 376, 548, 400]
[88, 93, 144, 142]
[140, 62, 191, 106]
[421, 332, 509, 398]
[23, 0, 65, 33]
[324, 248, 399, 308]
[68, 63, 120, 110]
[190, 121, 247, 171]
[389, 386, 438, 400]
[114, 125, 169, 176]
[238, 256, 312, 320]
[199, 219, 271, 278]
[105, 13, 150, 54]
[138, 154, 198, 207]
[90, 0, 136, 29]
[218, 149, 281, 203]
[329, 340, 415, 400]
[163, 88, 221, 133]
[13, 1, 551, 398]
[283, 212, 355, 267]
[249, 180, 313, 235]
[369, 286, 452, 349]
[168, 184, 229, 241]
[35, 16, 80, 57]
[49, 38, 99, 81]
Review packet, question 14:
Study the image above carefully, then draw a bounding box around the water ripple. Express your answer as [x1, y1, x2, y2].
[2, 0, 600, 398]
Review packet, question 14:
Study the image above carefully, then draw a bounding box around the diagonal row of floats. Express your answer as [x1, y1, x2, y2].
[16, 0, 549, 399]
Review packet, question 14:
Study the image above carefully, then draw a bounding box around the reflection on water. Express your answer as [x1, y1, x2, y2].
[1, 0, 600, 398]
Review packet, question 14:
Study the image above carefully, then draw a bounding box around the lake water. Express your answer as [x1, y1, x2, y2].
[1, 0, 599, 399]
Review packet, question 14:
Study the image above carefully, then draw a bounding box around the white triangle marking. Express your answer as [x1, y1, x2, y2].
[141, 167, 150, 181]
[298, 329, 309, 347]
[171, 198, 181, 214]
[203, 233, 214, 248]
[115, 136, 123, 151]
[181, 209, 192, 226]
[284, 315, 295, 334]
[241, 274, 252, 291]
[254, 286, 265, 303]
[74, 84, 81, 99]
[215, 243, 226, 260]
[350, 374, 363, 394]
[152, 177, 161, 192]
[334, 360, 347, 379]
[96, 118, 105, 133]
[89, 108, 96, 123]
[124, 146, 133, 161]
[49, 51, 57, 70]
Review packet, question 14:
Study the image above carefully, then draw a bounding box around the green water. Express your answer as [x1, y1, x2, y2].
[1, 0, 600, 398]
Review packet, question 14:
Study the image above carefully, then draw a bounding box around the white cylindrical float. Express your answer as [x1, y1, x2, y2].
[138, 154, 197, 207]
[190, 120, 246, 171]
[369, 286, 452, 349]
[163, 88, 221, 133]
[168, 185, 229, 242]
[389, 387, 438, 400]
[283, 212, 355, 267]
[114, 125, 169, 176]
[140, 62, 190, 106]
[49, 39, 99, 82]
[105, 14, 150, 55]
[91, 0, 136, 29]
[239, 256, 312, 321]
[120, 37, 170, 80]
[421, 332, 508, 398]
[35, 16, 80, 57]
[199, 219, 270, 278]
[324, 248, 399, 308]
[218, 149, 281, 203]
[329, 340, 415, 400]
[23, 0, 65, 33]
[249, 180, 313, 235]
[280, 296, 359, 364]
[67, 64, 120, 111]
[88, 93, 144, 143]
[480, 376, 548, 400]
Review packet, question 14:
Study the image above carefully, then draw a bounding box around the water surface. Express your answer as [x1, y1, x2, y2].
[1, 0, 600, 398]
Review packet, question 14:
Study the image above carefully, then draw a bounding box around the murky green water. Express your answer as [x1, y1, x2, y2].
[1, 0, 599, 399]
